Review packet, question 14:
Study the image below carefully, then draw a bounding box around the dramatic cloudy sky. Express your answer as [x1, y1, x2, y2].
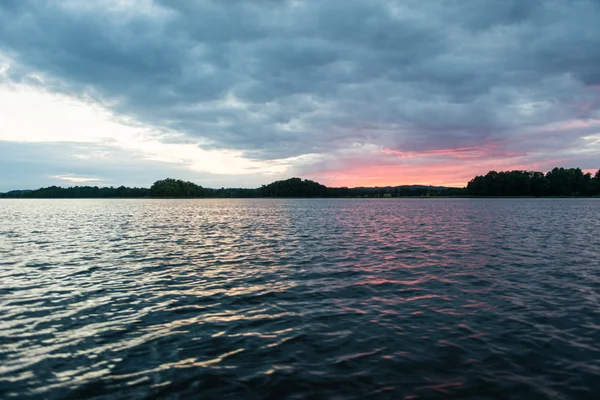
[1, 0, 599, 190]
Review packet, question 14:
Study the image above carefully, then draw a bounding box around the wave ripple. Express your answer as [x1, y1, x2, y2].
[1, 198, 600, 399]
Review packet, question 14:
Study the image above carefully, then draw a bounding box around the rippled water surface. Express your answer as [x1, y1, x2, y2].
[1, 199, 600, 399]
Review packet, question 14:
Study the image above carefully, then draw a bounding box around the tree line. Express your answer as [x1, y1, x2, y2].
[0, 186, 151, 199]
[0, 178, 464, 198]
[1, 168, 599, 198]
[466, 168, 600, 197]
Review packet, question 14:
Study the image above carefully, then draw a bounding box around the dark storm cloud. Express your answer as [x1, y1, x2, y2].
[1, 0, 599, 162]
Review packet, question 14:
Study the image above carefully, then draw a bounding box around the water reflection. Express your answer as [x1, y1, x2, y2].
[1, 199, 599, 399]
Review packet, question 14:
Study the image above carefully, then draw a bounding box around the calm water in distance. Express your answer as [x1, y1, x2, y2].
[1, 198, 599, 399]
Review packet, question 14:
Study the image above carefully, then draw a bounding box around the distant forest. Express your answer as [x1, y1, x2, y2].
[466, 167, 600, 197]
[1, 168, 599, 198]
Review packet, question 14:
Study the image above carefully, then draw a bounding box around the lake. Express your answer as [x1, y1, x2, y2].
[1, 199, 599, 399]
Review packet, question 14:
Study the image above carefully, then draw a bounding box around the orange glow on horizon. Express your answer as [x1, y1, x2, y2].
[307, 158, 578, 188]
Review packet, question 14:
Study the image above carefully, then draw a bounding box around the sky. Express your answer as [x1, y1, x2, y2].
[1, 0, 599, 191]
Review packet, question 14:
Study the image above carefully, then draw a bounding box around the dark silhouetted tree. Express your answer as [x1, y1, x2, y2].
[150, 179, 206, 197]
[467, 167, 599, 196]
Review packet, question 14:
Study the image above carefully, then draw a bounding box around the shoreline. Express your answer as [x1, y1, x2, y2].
[2, 196, 599, 200]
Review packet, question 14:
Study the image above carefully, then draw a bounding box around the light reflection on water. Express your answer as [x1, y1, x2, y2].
[1, 198, 600, 399]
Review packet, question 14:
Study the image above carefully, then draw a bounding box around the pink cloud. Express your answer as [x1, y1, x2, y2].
[377, 143, 524, 160]
[562, 120, 590, 129]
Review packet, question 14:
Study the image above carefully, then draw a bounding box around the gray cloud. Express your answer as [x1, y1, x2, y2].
[0, 0, 599, 177]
